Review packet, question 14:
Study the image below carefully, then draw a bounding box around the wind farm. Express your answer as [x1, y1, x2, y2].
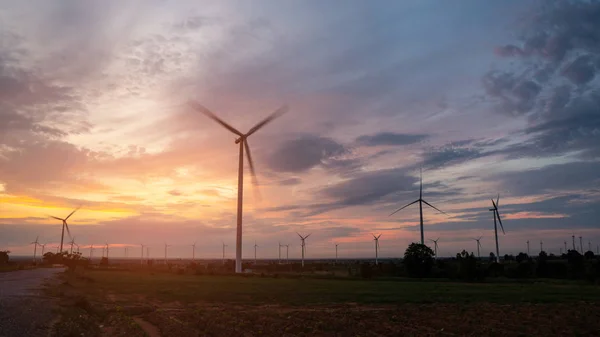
[2, 1, 600, 336]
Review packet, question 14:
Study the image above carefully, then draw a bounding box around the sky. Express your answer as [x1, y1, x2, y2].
[1, 0, 600, 259]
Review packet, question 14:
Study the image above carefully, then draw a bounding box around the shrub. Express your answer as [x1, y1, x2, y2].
[403, 243, 435, 278]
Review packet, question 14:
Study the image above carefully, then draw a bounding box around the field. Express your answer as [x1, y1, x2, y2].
[48, 270, 600, 336]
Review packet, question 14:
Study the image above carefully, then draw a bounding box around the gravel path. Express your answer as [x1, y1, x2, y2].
[0, 268, 64, 337]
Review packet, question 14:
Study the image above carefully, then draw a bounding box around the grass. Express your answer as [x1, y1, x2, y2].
[71, 270, 600, 305]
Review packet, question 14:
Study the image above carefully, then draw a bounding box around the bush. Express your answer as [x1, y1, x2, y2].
[0, 251, 9, 265]
[403, 243, 435, 278]
[360, 263, 373, 279]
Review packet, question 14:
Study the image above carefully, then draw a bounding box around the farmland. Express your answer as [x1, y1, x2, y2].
[47, 269, 600, 336]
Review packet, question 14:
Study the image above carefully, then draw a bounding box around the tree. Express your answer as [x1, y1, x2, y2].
[0, 251, 10, 265]
[584, 251, 595, 260]
[456, 250, 483, 281]
[516, 252, 529, 263]
[489, 252, 496, 262]
[403, 243, 435, 278]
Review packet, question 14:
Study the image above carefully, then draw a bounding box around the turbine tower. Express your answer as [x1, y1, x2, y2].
[572, 235, 576, 251]
[254, 241, 258, 265]
[579, 236, 583, 253]
[389, 168, 447, 244]
[222, 242, 227, 265]
[140, 244, 145, 265]
[278, 242, 282, 264]
[40, 243, 46, 258]
[335, 243, 339, 265]
[489, 194, 505, 263]
[540, 240, 543, 253]
[473, 236, 482, 259]
[31, 236, 40, 263]
[564, 241, 567, 254]
[372, 234, 381, 265]
[164, 242, 170, 265]
[527, 240, 530, 255]
[429, 238, 439, 258]
[49, 206, 81, 253]
[191, 242, 196, 261]
[89, 244, 94, 260]
[297, 233, 311, 267]
[190, 101, 289, 273]
[105, 243, 109, 260]
[589, 241, 592, 252]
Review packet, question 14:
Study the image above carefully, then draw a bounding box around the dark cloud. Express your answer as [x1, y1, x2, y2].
[265, 135, 348, 173]
[561, 55, 596, 85]
[420, 147, 483, 170]
[482, 71, 542, 115]
[355, 132, 429, 147]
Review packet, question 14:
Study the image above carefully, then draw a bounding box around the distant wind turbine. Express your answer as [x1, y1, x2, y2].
[564, 241, 567, 253]
[572, 235, 576, 251]
[55, 245, 59, 253]
[429, 238, 439, 258]
[527, 240, 530, 255]
[297, 233, 311, 267]
[284, 244, 290, 264]
[105, 243, 109, 260]
[278, 242, 282, 264]
[89, 244, 94, 260]
[69, 237, 76, 254]
[254, 241, 259, 265]
[49, 206, 81, 253]
[222, 242, 227, 265]
[191, 242, 196, 261]
[189, 100, 289, 273]
[31, 236, 40, 263]
[489, 194, 505, 263]
[335, 243, 339, 265]
[389, 168, 447, 244]
[540, 240, 543, 253]
[589, 241, 592, 252]
[164, 242, 171, 265]
[473, 236, 483, 259]
[580, 236, 583, 253]
[140, 244, 145, 265]
[372, 234, 381, 265]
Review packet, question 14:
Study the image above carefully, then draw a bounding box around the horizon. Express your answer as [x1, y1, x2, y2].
[2, 1, 600, 258]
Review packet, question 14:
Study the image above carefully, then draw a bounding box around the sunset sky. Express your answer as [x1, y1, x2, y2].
[1, 0, 599, 259]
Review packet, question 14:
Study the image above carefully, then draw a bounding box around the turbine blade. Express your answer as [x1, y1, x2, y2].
[297, 232, 303, 239]
[419, 167, 423, 199]
[422, 200, 447, 215]
[306, 233, 312, 239]
[246, 105, 289, 138]
[188, 100, 243, 136]
[496, 194, 500, 207]
[496, 210, 505, 234]
[244, 140, 262, 202]
[389, 199, 419, 216]
[50, 216, 64, 221]
[64, 221, 72, 239]
[65, 206, 81, 221]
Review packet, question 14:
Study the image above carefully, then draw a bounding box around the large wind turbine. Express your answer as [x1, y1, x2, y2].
[489, 195, 505, 263]
[389, 169, 447, 244]
[49, 206, 81, 253]
[189, 101, 289, 273]
[372, 234, 381, 265]
[473, 236, 483, 259]
[31, 236, 40, 263]
[69, 237, 76, 254]
[297, 233, 311, 267]
[429, 238, 439, 258]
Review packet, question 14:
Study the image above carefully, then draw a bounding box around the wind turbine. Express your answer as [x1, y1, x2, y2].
[429, 238, 439, 258]
[540, 240, 543, 253]
[372, 234, 381, 265]
[31, 236, 40, 263]
[589, 241, 592, 252]
[54, 245, 59, 253]
[124, 246, 128, 258]
[75, 244, 80, 254]
[285, 244, 290, 264]
[69, 237, 76, 254]
[254, 241, 258, 265]
[89, 244, 94, 260]
[572, 235, 576, 251]
[164, 242, 170, 265]
[105, 243, 109, 260]
[40, 243, 46, 258]
[564, 241, 567, 253]
[527, 240, 530, 255]
[278, 242, 282, 264]
[579, 236, 583, 253]
[222, 242, 227, 265]
[189, 100, 289, 273]
[335, 243, 339, 265]
[473, 236, 482, 259]
[389, 168, 447, 244]
[297, 233, 311, 267]
[140, 244, 145, 265]
[191, 242, 196, 261]
[489, 194, 505, 263]
[49, 206, 81, 253]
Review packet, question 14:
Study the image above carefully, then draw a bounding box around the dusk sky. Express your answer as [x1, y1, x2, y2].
[1, 0, 599, 259]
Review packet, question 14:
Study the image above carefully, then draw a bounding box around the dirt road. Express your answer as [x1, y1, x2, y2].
[0, 268, 64, 337]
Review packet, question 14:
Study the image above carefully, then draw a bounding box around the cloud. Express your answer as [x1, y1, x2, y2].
[355, 132, 429, 147]
[265, 135, 348, 173]
[278, 177, 302, 186]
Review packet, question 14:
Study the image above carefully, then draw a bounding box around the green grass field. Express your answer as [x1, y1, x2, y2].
[72, 270, 600, 305]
